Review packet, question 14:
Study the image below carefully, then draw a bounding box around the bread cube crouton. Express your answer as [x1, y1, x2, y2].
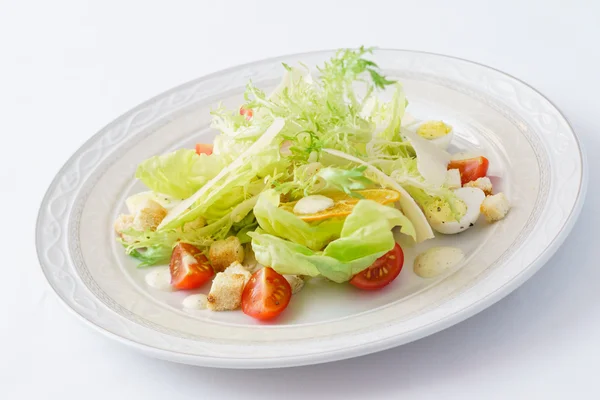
[224, 262, 251, 283]
[114, 214, 133, 234]
[284, 275, 304, 294]
[480, 192, 510, 222]
[209, 236, 245, 272]
[206, 272, 246, 311]
[445, 169, 462, 189]
[132, 199, 167, 231]
[114, 214, 136, 243]
[464, 177, 493, 195]
[180, 217, 206, 232]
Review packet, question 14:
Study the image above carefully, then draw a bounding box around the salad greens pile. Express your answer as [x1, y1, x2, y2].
[120, 47, 465, 282]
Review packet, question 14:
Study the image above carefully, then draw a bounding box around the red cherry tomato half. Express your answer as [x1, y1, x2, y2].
[195, 143, 213, 156]
[240, 106, 253, 120]
[448, 156, 489, 185]
[242, 267, 292, 320]
[350, 243, 404, 290]
[169, 243, 214, 290]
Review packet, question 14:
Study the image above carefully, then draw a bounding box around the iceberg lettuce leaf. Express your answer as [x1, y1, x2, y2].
[250, 199, 415, 282]
[135, 149, 223, 199]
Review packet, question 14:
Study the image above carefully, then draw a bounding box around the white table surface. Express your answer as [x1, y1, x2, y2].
[2, 0, 598, 398]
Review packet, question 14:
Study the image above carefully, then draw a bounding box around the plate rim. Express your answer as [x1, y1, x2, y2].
[36, 48, 588, 368]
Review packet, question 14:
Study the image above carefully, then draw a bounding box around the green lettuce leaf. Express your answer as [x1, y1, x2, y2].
[126, 196, 258, 250]
[315, 166, 373, 196]
[249, 199, 416, 282]
[129, 245, 172, 268]
[157, 118, 288, 230]
[135, 149, 223, 199]
[322, 148, 434, 243]
[273, 164, 373, 200]
[121, 196, 259, 267]
[253, 189, 345, 251]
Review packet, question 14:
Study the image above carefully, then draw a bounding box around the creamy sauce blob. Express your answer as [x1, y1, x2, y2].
[182, 294, 209, 310]
[414, 246, 465, 278]
[293, 195, 334, 215]
[145, 267, 174, 291]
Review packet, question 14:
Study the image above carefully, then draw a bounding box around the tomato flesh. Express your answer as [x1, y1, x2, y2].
[239, 106, 253, 120]
[195, 143, 213, 156]
[448, 156, 489, 185]
[169, 243, 214, 290]
[242, 267, 292, 320]
[350, 243, 404, 290]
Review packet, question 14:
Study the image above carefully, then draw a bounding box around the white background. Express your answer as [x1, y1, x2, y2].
[2, 0, 599, 398]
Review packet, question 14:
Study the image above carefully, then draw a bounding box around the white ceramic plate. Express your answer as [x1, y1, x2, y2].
[36, 49, 586, 368]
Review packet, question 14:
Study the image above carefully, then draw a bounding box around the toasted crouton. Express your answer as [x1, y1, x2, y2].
[114, 214, 133, 234]
[206, 272, 246, 311]
[284, 275, 304, 294]
[181, 217, 206, 232]
[114, 214, 136, 243]
[209, 237, 245, 272]
[132, 199, 167, 231]
[464, 177, 493, 195]
[445, 169, 462, 189]
[224, 262, 251, 283]
[481, 192, 510, 222]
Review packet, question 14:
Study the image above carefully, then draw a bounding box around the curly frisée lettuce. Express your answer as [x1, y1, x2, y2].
[249, 199, 416, 283]
[235, 46, 399, 160]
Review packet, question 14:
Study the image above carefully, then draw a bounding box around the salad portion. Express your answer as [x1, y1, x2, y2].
[114, 47, 510, 321]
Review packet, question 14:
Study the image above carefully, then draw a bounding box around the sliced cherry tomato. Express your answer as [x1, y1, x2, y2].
[169, 243, 214, 290]
[448, 156, 489, 185]
[242, 267, 292, 320]
[195, 143, 213, 156]
[350, 243, 404, 290]
[239, 106, 253, 120]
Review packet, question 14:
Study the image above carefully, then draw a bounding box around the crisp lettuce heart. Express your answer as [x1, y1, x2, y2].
[249, 199, 415, 282]
[253, 189, 345, 251]
[135, 149, 223, 199]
